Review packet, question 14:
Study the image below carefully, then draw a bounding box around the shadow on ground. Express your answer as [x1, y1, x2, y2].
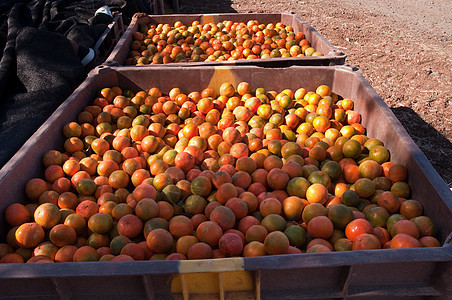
[391, 106, 452, 187]
[179, 0, 237, 14]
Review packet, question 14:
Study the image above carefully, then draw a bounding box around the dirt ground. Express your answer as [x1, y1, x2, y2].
[179, 0, 452, 188]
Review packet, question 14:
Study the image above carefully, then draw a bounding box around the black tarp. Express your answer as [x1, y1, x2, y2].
[0, 0, 154, 169]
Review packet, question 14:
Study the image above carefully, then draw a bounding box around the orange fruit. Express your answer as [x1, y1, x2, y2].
[191, 214, 207, 230]
[306, 238, 334, 251]
[302, 203, 327, 225]
[232, 171, 252, 190]
[343, 164, 361, 184]
[5, 203, 30, 227]
[243, 241, 266, 257]
[284, 225, 306, 248]
[218, 233, 244, 257]
[388, 164, 407, 182]
[169, 215, 194, 239]
[391, 181, 410, 198]
[15, 222, 45, 248]
[87, 232, 110, 249]
[282, 196, 306, 221]
[264, 231, 289, 255]
[63, 213, 86, 235]
[259, 198, 282, 217]
[190, 176, 212, 197]
[0, 253, 25, 263]
[365, 206, 390, 228]
[281, 161, 303, 179]
[261, 214, 287, 232]
[55, 245, 78, 262]
[49, 224, 77, 247]
[390, 233, 421, 248]
[386, 214, 408, 235]
[411, 216, 435, 237]
[210, 206, 236, 231]
[352, 233, 381, 250]
[76, 200, 99, 221]
[25, 178, 49, 201]
[399, 199, 423, 219]
[372, 176, 392, 191]
[146, 228, 173, 254]
[334, 238, 353, 251]
[342, 139, 362, 159]
[327, 204, 354, 230]
[419, 236, 441, 247]
[306, 244, 332, 253]
[121, 243, 145, 261]
[239, 192, 259, 213]
[117, 214, 143, 239]
[216, 182, 238, 204]
[373, 227, 391, 247]
[184, 195, 207, 216]
[176, 235, 199, 256]
[306, 183, 328, 204]
[245, 225, 268, 243]
[196, 221, 223, 248]
[109, 235, 131, 255]
[73, 246, 99, 262]
[358, 160, 382, 180]
[88, 213, 114, 234]
[133, 184, 157, 202]
[377, 191, 400, 214]
[308, 146, 326, 162]
[308, 170, 331, 189]
[312, 115, 330, 133]
[390, 220, 419, 239]
[34, 203, 61, 229]
[187, 242, 213, 259]
[316, 85, 331, 97]
[108, 170, 130, 189]
[225, 197, 249, 219]
[345, 219, 374, 240]
[321, 161, 342, 181]
[286, 177, 310, 198]
[328, 229, 346, 246]
[307, 216, 334, 239]
[134, 198, 159, 221]
[353, 178, 376, 198]
[369, 145, 390, 164]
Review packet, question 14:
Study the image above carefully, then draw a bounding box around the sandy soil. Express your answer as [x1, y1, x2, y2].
[179, 0, 452, 187]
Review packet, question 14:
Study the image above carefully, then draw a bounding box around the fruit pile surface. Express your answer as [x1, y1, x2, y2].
[127, 20, 322, 65]
[0, 82, 440, 263]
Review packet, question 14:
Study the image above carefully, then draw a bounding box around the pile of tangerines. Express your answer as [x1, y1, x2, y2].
[126, 20, 322, 65]
[0, 81, 440, 263]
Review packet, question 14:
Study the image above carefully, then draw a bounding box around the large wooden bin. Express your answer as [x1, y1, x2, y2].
[106, 13, 347, 67]
[0, 65, 450, 299]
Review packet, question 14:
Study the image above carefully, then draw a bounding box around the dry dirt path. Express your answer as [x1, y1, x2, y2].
[180, 0, 452, 187]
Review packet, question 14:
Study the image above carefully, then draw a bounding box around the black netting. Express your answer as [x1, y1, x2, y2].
[0, 0, 154, 168]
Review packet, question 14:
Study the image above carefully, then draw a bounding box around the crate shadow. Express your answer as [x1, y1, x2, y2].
[179, 0, 237, 14]
[391, 106, 452, 187]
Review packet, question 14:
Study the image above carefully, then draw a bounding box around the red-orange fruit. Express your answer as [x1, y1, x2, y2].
[218, 233, 244, 257]
[209, 206, 236, 231]
[146, 228, 173, 253]
[264, 231, 290, 255]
